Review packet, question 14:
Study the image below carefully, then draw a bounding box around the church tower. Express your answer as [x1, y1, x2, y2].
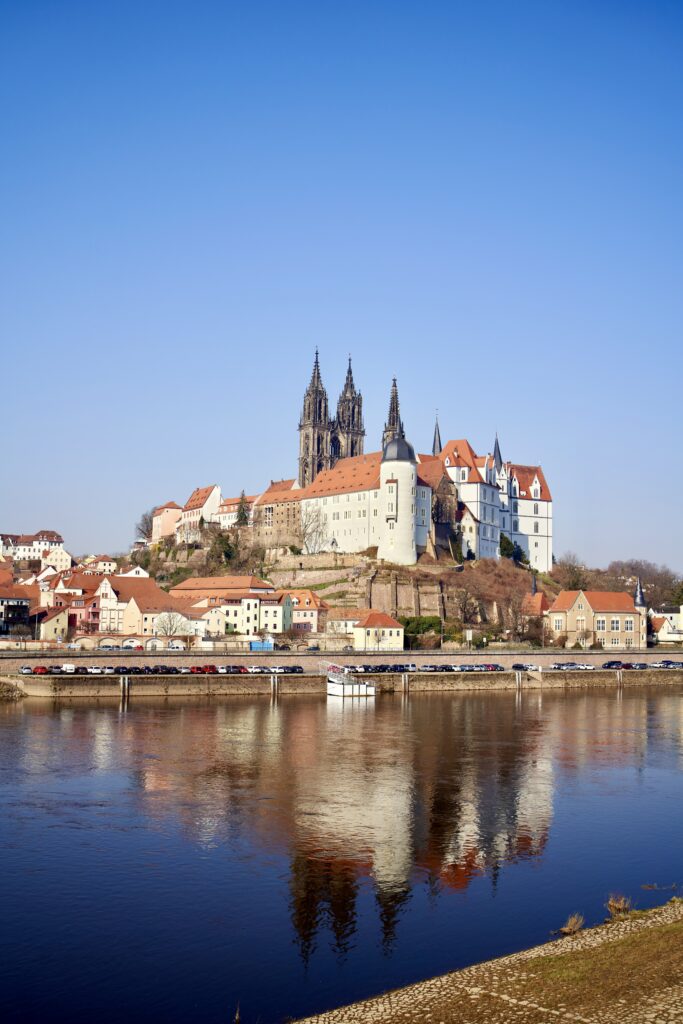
[298, 350, 332, 487]
[332, 358, 365, 460]
[382, 377, 403, 448]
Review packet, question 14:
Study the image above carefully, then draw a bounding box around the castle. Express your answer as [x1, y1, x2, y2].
[281, 353, 552, 569]
[155, 353, 554, 570]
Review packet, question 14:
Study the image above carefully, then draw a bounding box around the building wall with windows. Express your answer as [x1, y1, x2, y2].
[547, 590, 646, 650]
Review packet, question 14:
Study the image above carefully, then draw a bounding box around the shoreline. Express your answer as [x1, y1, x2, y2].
[293, 897, 683, 1023]
[3, 667, 683, 700]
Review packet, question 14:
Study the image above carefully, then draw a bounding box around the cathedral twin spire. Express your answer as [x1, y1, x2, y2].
[298, 352, 365, 487]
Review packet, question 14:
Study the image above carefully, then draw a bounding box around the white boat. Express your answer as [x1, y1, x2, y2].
[327, 667, 375, 698]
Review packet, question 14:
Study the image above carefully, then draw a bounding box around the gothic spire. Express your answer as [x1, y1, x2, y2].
[382, 377, 403, 448]
[493, 433, 503, 473]
[310, 347, 322, 387]
[341, 355, 356, 396]
[432, 412, 442, 456]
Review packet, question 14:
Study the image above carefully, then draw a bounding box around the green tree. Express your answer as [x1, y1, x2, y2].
[499, 532, 515, 559]
[236, 491, 250, 527]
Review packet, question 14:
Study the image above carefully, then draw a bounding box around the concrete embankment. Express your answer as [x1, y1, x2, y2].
[5, 668, 683, 699]
[294, 898, 683, 1024]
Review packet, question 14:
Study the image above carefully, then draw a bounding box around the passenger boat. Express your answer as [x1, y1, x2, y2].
[326, 665, 375, 698]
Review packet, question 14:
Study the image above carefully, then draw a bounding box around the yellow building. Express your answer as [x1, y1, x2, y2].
[352, 611, 404, 652]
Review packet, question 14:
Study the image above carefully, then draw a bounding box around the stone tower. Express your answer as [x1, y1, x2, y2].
[332, 358, 365, 461]
[377, 427, 418, 566]
[382, 377, 404, 448]
[298, 350, 332, 488]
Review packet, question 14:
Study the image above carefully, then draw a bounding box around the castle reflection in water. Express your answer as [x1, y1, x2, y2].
[11, 688, 683, 959]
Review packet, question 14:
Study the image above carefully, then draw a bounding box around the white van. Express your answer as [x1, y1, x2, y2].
[61, 664, 76, 674]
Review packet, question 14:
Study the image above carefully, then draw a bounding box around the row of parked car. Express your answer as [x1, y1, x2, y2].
[22, 664, 307, 676]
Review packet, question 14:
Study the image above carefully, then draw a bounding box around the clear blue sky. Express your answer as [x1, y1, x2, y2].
[1, 1, 681, 568]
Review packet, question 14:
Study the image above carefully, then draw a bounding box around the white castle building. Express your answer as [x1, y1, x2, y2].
[153, 354, 554, 571]
[291, 356, 553, 570]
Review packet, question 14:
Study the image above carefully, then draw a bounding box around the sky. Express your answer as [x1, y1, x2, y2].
[1, 0, 681, 569]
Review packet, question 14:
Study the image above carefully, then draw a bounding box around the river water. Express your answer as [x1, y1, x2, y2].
[1, 688, 682, 1023]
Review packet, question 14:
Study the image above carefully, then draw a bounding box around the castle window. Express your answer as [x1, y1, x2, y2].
[513, 519, 518, 531]
[625, 618, 634, 632]
[611, 618, 620, 631]
[596, 618, 606, 631]
[534, 522, 539, 534]
[534, 503, 539, 515]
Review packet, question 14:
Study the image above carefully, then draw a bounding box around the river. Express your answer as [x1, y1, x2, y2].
[1, 687, 682, 1022]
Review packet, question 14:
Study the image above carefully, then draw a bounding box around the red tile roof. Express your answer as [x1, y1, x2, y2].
[507, 464, 552, 502]
[549, 591, 637, 613]
[153, 501, 182, 514]
[522, 592, 551, 616]
[183, 486, 218, 512]
[355, 610, 403, 629]
[169, 575, 273, 596]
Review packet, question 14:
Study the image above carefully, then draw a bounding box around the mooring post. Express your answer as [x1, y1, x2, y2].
[270, 673, 278, 701]
[402, 672, 408, 695]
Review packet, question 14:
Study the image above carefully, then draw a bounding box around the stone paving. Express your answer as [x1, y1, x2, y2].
[294, 899, 683, 1024]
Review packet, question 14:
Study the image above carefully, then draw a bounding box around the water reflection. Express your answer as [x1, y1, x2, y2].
[4, 687, 681, 970]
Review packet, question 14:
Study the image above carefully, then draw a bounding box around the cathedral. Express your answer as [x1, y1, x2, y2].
[298, 351, 365, 487]
[298, 353, 411, 488]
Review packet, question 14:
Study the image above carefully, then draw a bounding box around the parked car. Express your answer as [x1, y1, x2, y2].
[512, 662, 540, 671]
[290, 666, 304, 673]
[342, 645, 354, 653]
[202, 665, 218, 674]
[87, 666, 103, 675]
[49, 666, 63, 675]
[485, 664, 504, 672]
[420, 665, 437, 672]
[307, 645, 320, 652]
[603, 660, 623, 669]
[32, 666, 48, 674]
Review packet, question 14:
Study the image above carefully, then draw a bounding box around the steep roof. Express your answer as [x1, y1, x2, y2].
[153, 501, 182, 514]
[522, 592, 551, 616]
[549, 590, 637, 613]
[507, 463, 552, 502]
[254, 479, 301, 506]
[183, 485, 218, 512]
[651, 616, 667, 633]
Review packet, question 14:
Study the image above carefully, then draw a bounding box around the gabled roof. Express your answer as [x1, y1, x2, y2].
[253, 479, 302, 506]
[507, 463, 552, 501]
[651, 616, 667, 633]
[283, 589, 328, 610]
[355, 610, 403, 629]
[183, 485, 219, 512]
[522, 592, 550, 616]
[153, 501, 182, 514]
[549, 590, 637, 613]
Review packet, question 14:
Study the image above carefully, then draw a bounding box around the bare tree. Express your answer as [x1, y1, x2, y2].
[155, 611, 188, 636]
[299, 505, 329, 555]
[136, 508, 155, 543]
[553, 551, 587, 591]
[10, 623, 31, 649]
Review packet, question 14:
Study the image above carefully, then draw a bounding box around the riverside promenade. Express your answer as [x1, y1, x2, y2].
[295, 898, 683, 1024]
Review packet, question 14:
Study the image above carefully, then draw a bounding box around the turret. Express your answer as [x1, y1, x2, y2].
[634, 577, 646, 610]
[377, 428, 418, 565]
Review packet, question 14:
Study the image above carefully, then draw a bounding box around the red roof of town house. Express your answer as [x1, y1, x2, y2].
[153, 501, 182, 514]
[522, 592, 551, 616]
[549, 590, 637, 614]
[651, 616, 667, 633]
[183, 486, 218, 512]
[169, 575, 274, 599]
[253, 479, 303, 506]
[283, 589, 328, 610]
[0, 584, 31, 601]
[507, 464, 552, 502]
[354, 611, 403, 630]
